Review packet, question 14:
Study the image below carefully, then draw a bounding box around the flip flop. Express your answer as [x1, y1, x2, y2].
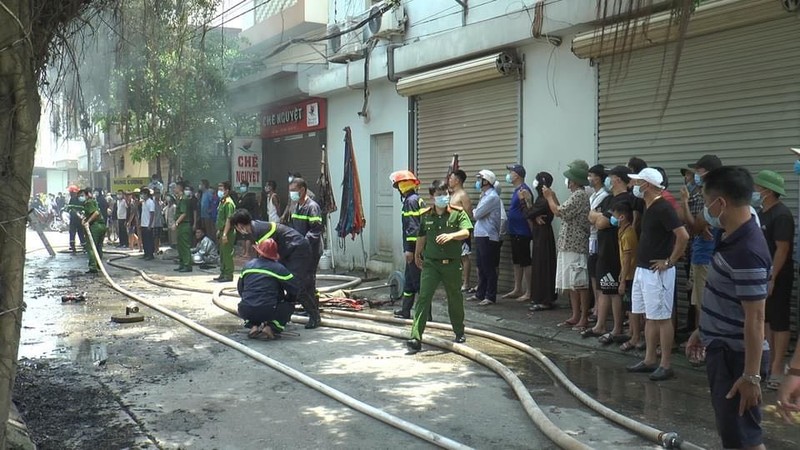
[530, 303, 554, 311]
[598, 332, 614, 345]
[620, 341, 636, 352]
[557, 320, 578, 328]
[766, 376, 783, 391]
[572, 326, 588, 332]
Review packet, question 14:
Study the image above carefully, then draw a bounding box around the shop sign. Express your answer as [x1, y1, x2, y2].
[231, 137, 262, 188]
[261, 98, 326, 138]
[112, 177, 150, 193]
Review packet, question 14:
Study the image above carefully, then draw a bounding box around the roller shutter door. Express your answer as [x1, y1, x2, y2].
[416, 78, 521, 293]
[598, 17, 800, 333]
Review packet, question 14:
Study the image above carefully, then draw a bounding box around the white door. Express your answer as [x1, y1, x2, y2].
[370, 133, 394, 261]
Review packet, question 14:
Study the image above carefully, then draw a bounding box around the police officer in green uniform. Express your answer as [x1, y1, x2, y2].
[407, 180, 473, 353]
[171, 181, 192, 272]
[214, 181, 237, 282]
[81, 189, 107, 274]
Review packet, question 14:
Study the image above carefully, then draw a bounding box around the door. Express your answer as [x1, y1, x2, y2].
[371, 133, 394, 261]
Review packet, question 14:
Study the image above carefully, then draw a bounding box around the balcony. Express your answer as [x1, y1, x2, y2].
[240, 0, 328, 55]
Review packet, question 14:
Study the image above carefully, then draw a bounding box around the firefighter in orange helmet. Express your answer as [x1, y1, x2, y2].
[390, 170, 426, 318]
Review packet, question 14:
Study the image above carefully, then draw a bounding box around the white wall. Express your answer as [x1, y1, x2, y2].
[324, 78, 409, 270]
[519, 39, 597, 203]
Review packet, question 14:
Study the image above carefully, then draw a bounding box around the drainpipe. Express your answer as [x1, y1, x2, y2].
[386, 44, 401, 83]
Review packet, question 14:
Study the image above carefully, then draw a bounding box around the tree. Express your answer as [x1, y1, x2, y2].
[0, 1, 249, 445]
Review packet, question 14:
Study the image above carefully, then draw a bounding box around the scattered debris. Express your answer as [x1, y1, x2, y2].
[61, 292, 87, 303]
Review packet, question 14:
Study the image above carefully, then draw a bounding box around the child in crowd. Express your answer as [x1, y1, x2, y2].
[613, 201, 641, 352]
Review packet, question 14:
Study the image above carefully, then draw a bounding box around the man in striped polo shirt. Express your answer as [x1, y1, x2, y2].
[686, 166, 771, 450]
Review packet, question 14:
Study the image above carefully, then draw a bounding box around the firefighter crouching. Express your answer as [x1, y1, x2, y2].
[390, 170, 425, 319]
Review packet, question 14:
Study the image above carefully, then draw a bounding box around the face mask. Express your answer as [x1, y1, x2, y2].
[703, 199, 723, 229]
[532, 179, 539, 189]
[117, 194, 123, 200]
[265, 186, 272, 193]
[78, 196, 86, 202]
[751, 191, 763, 208]
[217, 190, 224, 198]
[632, 185, 644, 198]
[686, 181, 695, 191]
[603, 177, 612, 192]
[564, 178, 570, 189]
[184, 190, 191, 197]
[474, 180, 483, 191]
[239, 186, 247, 193]
[505, 173, 513, 184]
[694, 173, 703, 186]
[289, 191, 301, 202]
[609, 216, 619, 227]
[434, 195, 450, 208]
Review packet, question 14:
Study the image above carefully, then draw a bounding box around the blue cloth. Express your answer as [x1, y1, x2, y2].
[236, 257, 299, 309]
[691, 231, 717, 265]
[507, 184, 532, 237]
[700, 217, 771, 352]
[200, 190, 213, 219]
[472, 188, 502, 242]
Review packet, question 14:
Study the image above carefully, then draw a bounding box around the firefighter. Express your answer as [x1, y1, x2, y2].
[389, 170, 425, 319]
[81, 189, 107, 274]
[228, 209, 322, 329]
[288, 177, 324, 271]
[407, 180, 473, 353]
[238, 238, 299, 340]
[67, 186, 86, 252]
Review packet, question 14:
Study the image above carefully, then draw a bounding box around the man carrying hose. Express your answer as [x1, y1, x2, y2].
[407, 180, 472, 353]
[389, 169, 425, 319]
[80, 189, 107, 274]
[228, 209, 322, 329]
[238, 238, 299, 340]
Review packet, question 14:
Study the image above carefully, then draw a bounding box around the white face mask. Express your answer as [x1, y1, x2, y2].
[532, 179, 539, 189]
[564, 178, 570, 189]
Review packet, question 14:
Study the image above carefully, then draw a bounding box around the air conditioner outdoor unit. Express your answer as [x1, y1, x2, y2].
[327, 22, 365, 63]
[365, 2, 406, 39]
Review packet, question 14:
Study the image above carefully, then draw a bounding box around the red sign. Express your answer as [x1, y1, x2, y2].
[261, 98, 326, 138]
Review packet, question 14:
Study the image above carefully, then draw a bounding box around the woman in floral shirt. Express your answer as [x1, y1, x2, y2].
[542, 160, 591, 330]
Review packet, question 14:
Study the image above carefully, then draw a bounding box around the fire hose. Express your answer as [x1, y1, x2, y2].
[83, 223, 704, 450]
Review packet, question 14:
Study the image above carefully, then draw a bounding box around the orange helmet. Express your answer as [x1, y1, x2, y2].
[389, 170, 419, 187]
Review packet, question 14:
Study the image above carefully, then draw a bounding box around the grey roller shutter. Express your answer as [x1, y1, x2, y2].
[416, 78, 521, 293]
[598, 17, 800, 332]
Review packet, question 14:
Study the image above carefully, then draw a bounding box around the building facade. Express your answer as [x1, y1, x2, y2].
[230, 0, 800, 295]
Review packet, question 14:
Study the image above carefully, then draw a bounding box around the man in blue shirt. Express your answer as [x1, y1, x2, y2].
[472, 170, 502, 306]
[503, 164, 533, 301]
[686, 166, 771, 450]
[199, 179, 215, 242]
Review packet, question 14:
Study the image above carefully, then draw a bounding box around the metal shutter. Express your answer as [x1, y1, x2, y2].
[416, 77, 521, 293]
[598, 17, 800, 333]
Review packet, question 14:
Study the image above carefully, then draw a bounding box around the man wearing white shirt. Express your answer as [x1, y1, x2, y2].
[140, 188, 156, 260]
[472, 170, 503, 306]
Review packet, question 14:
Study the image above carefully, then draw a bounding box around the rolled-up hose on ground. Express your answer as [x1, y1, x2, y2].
[210, 287, 592, 450]
[83, 225, 471, 450]
[96, 239, 703, 450]
[322, 311, 706, 450]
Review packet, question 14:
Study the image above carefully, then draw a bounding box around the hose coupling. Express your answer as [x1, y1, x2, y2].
[659, 431, 683, 449]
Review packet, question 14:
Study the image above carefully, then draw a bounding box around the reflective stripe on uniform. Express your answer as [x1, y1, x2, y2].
[270, 320, 285, 331]
[406, 237, 417, 242]
[256, 222, 277, 244]
[241, 268, 293, 281]
[402, 210, 423, 217]
[291, 213, 322, 223]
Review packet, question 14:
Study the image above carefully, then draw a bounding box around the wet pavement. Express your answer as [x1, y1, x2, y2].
[14, 230, 800, 449]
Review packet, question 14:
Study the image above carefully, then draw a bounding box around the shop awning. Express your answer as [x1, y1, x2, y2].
[572, 0, 788, 59]
[396, 51, 519, 97]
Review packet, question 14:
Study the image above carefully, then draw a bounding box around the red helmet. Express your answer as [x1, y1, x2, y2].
[389, 170, 419, 187]
[253, 239, 279, 260]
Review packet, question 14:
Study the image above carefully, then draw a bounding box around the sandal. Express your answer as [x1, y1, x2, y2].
[619, 341, 637, 352]
[572, 326, 588, 332]
[581, 329, 604, 339]
[557, 320, 578, 328]
[530, 303, 554, 311]
[766, 376, 783, 391]
[598, 332, 614, 345]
